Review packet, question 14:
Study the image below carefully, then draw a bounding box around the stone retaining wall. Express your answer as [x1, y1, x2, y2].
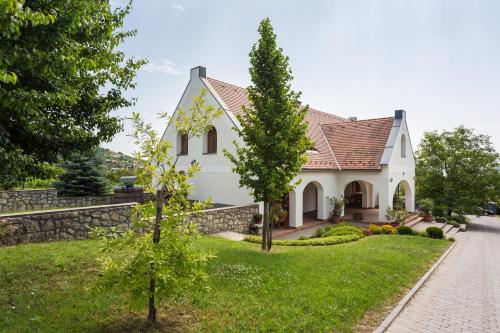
[0, 189, 113, 213]
[0, 203, 259, 246]
[191, 204, 259, 234]
[0, 203, 134, 246]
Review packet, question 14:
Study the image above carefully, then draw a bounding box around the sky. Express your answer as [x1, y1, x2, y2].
[105, 0, 500, 154]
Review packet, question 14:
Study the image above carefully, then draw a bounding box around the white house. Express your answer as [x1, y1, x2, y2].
[161, 66, 416, 227]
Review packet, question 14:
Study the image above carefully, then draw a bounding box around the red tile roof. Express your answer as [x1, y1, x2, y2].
[321, 117, 394, 170]
[204, 77, 394, 170]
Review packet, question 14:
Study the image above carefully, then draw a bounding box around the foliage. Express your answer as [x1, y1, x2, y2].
[448, 237, 456, 242]
[252, 213, 263, 223]
[426, 227, 444, 239]
[93, 90, 222, 322]
[321, 225, 363, 238]
[244, 233, 362, 246]
[397, 226, 414, 235]
[418, 198, 434, 214]
[0, 0, 144, 189]
[361, 228, 372, 236]
[386, 207, 408, 224]
[450, 214, 468, 224]
[106, 167, 137, 185]
[416, 127, 500, 215]
[381, 224, 395, 234]
[224, 18, 311, 251]
[23, 177, 55, 189]
[328, 196, 346, 216]
[54, 149, 109, 197]
[0, 236, 450, 332]
[369, 224, 382, 235]
[435, 216, 448, 223]
[447, 221, 460, 228]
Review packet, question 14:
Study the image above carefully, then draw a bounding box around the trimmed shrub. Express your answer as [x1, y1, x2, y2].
[323, 226, 363, 238]
[369, 224, 382, 235]
[450, 214, 468, 224]
[361, 228, 372, 236]
[426, 227, 444, 239]
[447, 221, 460, 228]
[314, 225, 334, 238]
[397, 225, 414, 235]
[381, 224, 395, 234]
[435, 216, 448, 223]
[448, 237, 456, 242]
[244, 234, 363, 246]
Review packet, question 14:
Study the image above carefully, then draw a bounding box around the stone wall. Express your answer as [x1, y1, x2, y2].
[0, 189, 113, 213]
[192, 204, 259, 234]
[0, 203, 259, 246]
[0, 203, 134, 246]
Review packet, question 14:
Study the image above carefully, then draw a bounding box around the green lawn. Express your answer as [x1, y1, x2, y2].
[0, 236, 449, 332]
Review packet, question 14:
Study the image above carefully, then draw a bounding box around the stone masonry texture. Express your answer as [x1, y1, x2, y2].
[0, 189, 113, 213]
[0, 203, 259, 246]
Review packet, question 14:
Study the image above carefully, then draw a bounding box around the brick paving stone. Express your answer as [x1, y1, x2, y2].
[386, 216, 500, 333]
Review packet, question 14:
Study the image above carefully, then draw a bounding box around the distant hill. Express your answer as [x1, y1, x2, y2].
[98, 148, 136, 170]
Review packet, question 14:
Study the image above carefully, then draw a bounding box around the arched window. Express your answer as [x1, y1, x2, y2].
[401, 134, 406, 158]
[177, 132, 188, 155]
[203, 126, 217, 154]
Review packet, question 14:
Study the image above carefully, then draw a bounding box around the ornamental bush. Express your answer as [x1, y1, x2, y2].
[322, 226, 363, 238]
[397, 225, 414, 235]
[381, 224, 395, 234]
[448, 221, 460, 228]
[244, 234, 362, 246]
[426, 227, 444, 239]
[369, 224, 382, 235]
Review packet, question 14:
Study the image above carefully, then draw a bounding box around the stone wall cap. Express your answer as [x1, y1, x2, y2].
[0, 202, 137, 218]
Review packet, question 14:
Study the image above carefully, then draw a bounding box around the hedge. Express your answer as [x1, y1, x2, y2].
[244, 234, 363, 246]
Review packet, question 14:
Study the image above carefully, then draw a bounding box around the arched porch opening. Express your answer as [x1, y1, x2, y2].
[392, 180, 413, 212]
[303, 181, 324, 222]
[342, 180, 378, 223]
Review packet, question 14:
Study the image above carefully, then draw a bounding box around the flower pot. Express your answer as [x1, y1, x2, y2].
[423, 214, 433, 222]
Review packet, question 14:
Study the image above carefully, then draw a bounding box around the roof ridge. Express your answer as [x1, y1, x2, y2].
[321, 116, 394, 127]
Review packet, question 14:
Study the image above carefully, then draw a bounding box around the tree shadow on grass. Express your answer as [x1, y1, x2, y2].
[84, 307, 201, 333]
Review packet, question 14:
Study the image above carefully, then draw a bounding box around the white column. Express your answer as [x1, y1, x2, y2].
[288, 189, 303, 228]
[377, 181, 391, 222]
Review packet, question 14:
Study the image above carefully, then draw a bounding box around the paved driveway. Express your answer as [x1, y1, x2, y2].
[386, 216, 500, 332]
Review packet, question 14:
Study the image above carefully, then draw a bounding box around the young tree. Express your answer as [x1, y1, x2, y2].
[94, 90, 222, 323]
[224, 18, 311, 251]
[0, 0, 144, 188]
[416, 126, 500, 215]
[54, 149, 109, 196]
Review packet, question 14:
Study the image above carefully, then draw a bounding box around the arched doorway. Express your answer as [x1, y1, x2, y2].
[342, 180, 378, 223]
[302, 181, 324, 221]
[392, 180, 413, 212]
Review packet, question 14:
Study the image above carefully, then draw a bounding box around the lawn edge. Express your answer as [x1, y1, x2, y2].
[373, 240, 457, 333]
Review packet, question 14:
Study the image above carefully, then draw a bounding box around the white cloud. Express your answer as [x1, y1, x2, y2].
[171, 4, 186, 16]
[143, 59, 180, 76]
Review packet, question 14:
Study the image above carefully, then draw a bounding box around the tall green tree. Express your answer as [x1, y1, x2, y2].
[95, 90, 222, 323]
[54, 149, 109, 196]
[0, 0, 144, 189]
[416, 126, 500, 215]
[225, 18, 311, 252]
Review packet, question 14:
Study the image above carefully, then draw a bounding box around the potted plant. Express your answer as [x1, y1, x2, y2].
[386, 208, 408, 226]
[419, 198, 434, 222]
[328, 196, 345, 224]
[252, 213, 263, 224]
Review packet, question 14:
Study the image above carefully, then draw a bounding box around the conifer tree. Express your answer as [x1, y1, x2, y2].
[225, 18, 311, 251]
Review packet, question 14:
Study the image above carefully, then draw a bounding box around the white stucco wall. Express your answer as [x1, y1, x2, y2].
[161, 67, 255, 206]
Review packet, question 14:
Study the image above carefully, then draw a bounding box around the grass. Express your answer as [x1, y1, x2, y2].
[0, 235, 449, 332]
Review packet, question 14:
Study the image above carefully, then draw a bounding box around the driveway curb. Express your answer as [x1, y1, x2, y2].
[373, 240, 457, 333]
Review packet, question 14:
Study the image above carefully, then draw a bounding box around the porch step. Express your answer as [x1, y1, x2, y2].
[405, 216, 423, 228]
[442, 224, 454, 234]
[445, 227, 460, 238]
[404, 214, 419, 224]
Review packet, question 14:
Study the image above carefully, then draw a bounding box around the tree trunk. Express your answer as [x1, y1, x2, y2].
[262, 201, 270, 251]
[267, 201, 273, 251]
[148, 189, 163, 322]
